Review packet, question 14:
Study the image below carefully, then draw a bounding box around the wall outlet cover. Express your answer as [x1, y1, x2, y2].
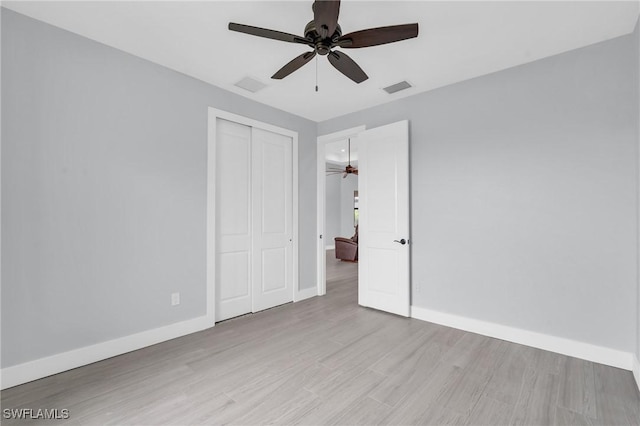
[171, 293, 180, 306]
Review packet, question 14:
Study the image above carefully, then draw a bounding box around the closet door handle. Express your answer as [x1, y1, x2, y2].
[393, 239, 407, 245]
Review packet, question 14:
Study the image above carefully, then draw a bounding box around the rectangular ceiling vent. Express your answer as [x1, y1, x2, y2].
[382, 80, 412, 94]
[235, 77, 267, 93]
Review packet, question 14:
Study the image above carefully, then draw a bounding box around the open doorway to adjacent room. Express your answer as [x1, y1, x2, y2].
[317, 127, 364, 299]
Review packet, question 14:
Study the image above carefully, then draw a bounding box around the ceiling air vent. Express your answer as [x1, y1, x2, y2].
[235, 77, 267, 93]
[382, 80, 412, 94]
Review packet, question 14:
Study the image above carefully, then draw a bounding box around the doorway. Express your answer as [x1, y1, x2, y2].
[325, 139, 360, 296]
[317, 126, 365, 297]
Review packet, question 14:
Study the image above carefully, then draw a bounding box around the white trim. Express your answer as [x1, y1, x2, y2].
[292, 123, 300, 308]
[317, 126, 365, 297]
[633, 355, 640, 393]
[318, 126, 367, 144]
[1, 315, 210, 390]
[325, 245, 335, 251]
[211, 108, 300, 143]
[208, 108, 300, 317]
[206, 109, 218, 327]
[316, 140, 326, 296]
[410, 306, 634, 371]
[294, 286, 318, 302]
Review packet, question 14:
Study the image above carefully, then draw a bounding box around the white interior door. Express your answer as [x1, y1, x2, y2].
[358, 120, 410, 317]
[251, 127, 294, 312]
[215, 119, 253, 321]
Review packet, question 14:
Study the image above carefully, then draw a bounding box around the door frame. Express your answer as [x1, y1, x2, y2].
[316, 125, 366, 296]
[207, 107, 299, 325]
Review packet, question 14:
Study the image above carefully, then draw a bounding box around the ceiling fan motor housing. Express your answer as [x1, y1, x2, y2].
[305, 21, 342, 55]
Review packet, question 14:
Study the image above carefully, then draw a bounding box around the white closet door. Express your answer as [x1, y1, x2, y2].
[215, 119, 253, 321]
[251, 127, 294, 312]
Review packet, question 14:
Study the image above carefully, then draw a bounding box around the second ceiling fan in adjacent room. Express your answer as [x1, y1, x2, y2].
[327, 138, 358, 178]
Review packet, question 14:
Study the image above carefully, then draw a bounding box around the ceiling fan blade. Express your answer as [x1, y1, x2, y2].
[327, 51, 368, 83]
[272, 51, 317, 80]
[353, 169, 359, 175]
[229, 23, 313, 46]
[337, 23, 419, 48]
[313, 0, 341, 39]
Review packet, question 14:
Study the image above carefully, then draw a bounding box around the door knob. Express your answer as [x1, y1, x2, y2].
[393, 239, 407, 245]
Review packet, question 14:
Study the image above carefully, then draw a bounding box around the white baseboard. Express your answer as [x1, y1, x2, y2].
[325, 245, 335, 251]
[294, 286, 318, 302]
[633, 355, 640, 393]
[410, 306, 633, 371]
[2, 285, 320, 390]
[0, 315, 213, 390]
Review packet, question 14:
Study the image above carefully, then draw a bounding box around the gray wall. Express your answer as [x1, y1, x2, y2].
[325, 167, 341, 247]
[1, 9, 317, 368]
[320, 33, 638, 352]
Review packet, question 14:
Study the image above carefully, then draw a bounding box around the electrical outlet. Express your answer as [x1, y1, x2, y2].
[171, 292, 180, 306]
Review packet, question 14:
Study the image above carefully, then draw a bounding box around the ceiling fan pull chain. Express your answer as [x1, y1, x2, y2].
[315, 55, 319, 92]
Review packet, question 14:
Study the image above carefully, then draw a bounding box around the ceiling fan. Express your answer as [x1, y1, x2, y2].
[327, 139, 358, 178]
[228, 0, 419, 84]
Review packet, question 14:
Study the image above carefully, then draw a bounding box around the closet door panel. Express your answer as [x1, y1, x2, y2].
[215, 119, 252, 321]
[252, 127, 293, 312]
[262, 248, 287, 292]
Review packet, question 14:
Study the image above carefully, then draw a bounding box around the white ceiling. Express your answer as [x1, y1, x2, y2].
[5, 1, 639, 122]
[325, 138, 358, 164]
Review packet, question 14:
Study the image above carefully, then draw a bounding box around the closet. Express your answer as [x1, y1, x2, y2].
[215, 118, 293, 322]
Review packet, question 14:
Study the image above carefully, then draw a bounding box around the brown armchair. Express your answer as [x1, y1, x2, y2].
[334, 226, 358, 262]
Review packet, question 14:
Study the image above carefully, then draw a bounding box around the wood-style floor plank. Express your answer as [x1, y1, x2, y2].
[467, 394, 514, 426]
[1, 252, 638, 425]
[558, 357, 597, 419]
[481, 343, 529, 406]
[510, 368, 561, 425]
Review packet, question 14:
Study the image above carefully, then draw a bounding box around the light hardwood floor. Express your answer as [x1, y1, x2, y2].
[2, 253, 639, 425]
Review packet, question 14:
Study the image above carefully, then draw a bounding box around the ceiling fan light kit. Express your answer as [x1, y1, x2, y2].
[228, 0, 418, 84]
